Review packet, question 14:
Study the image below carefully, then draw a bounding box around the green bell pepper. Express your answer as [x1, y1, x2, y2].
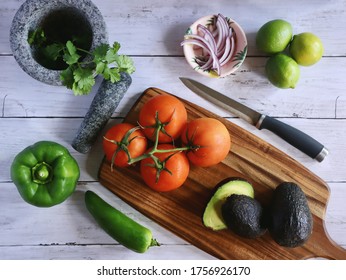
[11, 141, 80, 207]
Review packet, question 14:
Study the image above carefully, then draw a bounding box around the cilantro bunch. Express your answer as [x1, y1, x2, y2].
[28, 28, 135, 95]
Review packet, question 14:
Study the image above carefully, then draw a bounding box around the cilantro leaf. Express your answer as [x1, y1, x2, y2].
[112, 42, 121, 53]
[109, 67, 121, 83]
[28, 28, 46, 46]
[63, 41, 80, 65]
[72, 67, 95, 95]
[95, 61, 107, 75]
[66, 40, 77, 55]
[115, 55, 136, 74]
[103, 67, 121, 83]
[105, 48, 118, 64]
[93, 44, 109, 64]
[63, 52, 80, 65]
[104, 42, 122, 64]
[43, 43, 64, 61]
[60, 66, 75, 89]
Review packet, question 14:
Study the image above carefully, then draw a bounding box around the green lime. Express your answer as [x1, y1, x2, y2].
[289, 32, 324, 66]
[265, 53, 300, 89]
[256, 19, 293, 54]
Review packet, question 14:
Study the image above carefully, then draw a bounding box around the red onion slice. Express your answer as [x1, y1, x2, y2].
[220, 36, 235, 66]
[197, 24, 217, 52]
[181, 39, 211, 55]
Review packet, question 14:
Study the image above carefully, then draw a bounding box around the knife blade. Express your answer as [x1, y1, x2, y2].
[179, 77, 328, 162]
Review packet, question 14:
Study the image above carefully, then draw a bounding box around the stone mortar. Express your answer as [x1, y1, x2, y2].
[10, 0, 108, 86]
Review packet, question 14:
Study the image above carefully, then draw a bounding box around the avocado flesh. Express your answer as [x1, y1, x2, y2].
[203, 179, 254, 231]
[269, 182, 313, 247]
[222, 194, 266, 238]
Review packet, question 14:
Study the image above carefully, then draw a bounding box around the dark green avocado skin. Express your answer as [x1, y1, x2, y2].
[222, 194, 266, 239]
[269, 182, 313, 247]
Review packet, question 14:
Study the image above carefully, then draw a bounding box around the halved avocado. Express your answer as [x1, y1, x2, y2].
[202, 178, 254, 230]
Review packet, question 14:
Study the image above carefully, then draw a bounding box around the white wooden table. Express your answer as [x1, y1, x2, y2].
[1, 0, 345, 260]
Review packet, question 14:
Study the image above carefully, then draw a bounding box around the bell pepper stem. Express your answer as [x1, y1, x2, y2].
[32, 162, 53, 184]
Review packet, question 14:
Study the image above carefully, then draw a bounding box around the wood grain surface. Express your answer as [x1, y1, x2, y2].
[98, 88, 346, 260]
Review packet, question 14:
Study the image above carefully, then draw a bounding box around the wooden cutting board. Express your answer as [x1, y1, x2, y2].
[98, 87, 346, 259]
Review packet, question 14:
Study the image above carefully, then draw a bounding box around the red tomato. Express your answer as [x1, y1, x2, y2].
[103, 123, 147, 167]
[139, 94, 187, 143]
[140, 144, 190, 192]
[181, 118, 231, 167]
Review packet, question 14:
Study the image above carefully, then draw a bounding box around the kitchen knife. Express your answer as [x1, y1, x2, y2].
[179, 77, 328, 162]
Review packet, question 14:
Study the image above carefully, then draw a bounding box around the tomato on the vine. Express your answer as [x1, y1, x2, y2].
[139, 94, 187, 143]
[140, 144, 190, 192]
[181, 118, 231, 167]
[103, 123, 147, 167]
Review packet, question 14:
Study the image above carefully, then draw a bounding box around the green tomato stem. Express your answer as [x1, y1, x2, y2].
[127, 120, 190, 166]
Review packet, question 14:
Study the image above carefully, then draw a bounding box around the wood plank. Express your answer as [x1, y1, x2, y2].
[98, 88, 346, 259]
[1, 56, 345, 118]
[2, 0, 346, 56]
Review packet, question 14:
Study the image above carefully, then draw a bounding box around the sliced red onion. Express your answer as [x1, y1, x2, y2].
[184, 34, 216, 53]
[180, 39, 211, 55]
[181, 13, 235, 76]
[197, 24, 217, 52]
[219, 13, 230, 36]
[200, 55, 214, 70]
[220, 36, 235, 66]
[217, 14, 231, 56]
[215, 17, 225, 51]
[219, 34, 231, 62]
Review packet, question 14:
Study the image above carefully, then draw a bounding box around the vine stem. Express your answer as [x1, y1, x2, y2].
[127, 145, 190, 166]
[127, 121, 190, 166]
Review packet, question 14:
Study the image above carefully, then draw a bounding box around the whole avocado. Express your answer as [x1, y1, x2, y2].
[269, 182, 313, 247]
[221, 194, 266, 239]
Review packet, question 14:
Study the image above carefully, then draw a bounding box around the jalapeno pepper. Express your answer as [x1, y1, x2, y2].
[10, 141, 80, 207]
[85, 190, 160, 253]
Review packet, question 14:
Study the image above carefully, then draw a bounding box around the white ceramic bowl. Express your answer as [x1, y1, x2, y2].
[182, 15, 247, 78]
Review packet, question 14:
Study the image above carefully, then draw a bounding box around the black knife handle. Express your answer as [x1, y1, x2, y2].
[257, 115, 328, 162]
